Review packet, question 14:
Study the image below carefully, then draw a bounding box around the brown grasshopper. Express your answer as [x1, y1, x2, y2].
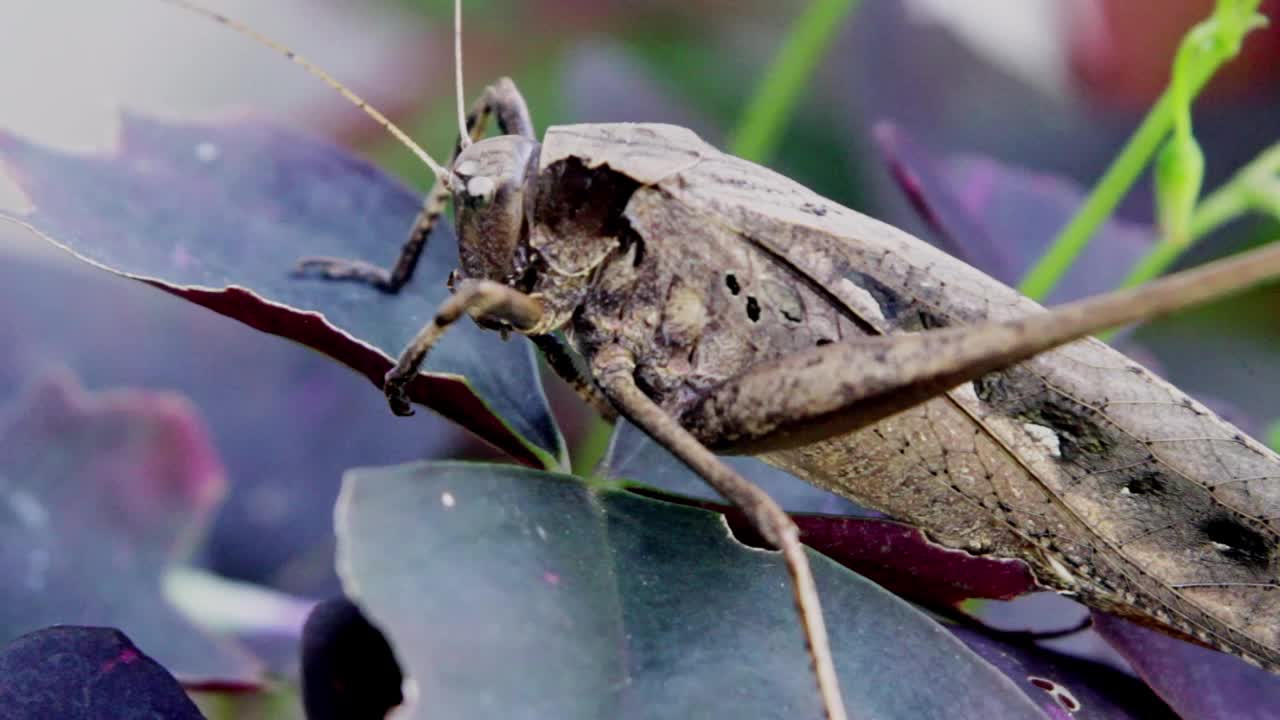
[164, 1, 1280, 717]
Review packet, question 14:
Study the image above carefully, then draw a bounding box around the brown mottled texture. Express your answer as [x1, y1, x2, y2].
[534, 123, 1280, 671]
[306, 96, 1280, 689]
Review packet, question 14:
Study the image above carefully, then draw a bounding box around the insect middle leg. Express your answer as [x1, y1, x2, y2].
[295, 78, 534, 292]
[591, 344, 848, 720]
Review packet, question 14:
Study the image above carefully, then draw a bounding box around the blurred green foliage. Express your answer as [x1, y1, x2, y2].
[1021, 0, 1270, 299]
[374, 0, 865, 212]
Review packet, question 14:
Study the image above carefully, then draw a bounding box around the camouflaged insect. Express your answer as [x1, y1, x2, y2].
[301, 74, 1280, 720]
[528, 121, 1280, 670]
[159, 2, 1280, 714]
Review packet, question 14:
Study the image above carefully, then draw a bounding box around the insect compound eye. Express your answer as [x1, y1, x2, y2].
[465, 175, 498, 205]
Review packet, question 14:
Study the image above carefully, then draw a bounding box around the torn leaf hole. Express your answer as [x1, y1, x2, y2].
[816, 339, 833, 347]
[745, 296, 761, 322]
[723, 512, 770, 550]
[1028, 677, 1054, 691]
[725, 274, 741, 295]
[1028, 676, 1080, 714]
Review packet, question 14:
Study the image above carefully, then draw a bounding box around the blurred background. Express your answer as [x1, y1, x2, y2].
[1, 0, 1278, 713]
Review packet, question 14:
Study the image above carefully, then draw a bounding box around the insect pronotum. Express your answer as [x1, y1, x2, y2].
[160, 1, 1280, 717]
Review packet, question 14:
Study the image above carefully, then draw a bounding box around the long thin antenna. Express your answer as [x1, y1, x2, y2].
[155, 0, 452, 182]
[454, 0, 471, 148]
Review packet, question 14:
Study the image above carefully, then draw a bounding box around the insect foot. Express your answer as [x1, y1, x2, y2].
[383, 279, 544, 417]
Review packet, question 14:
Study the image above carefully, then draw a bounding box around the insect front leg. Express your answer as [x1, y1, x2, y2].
[295, 78, 535, 292]
[591, 345, 848, 720]
[383, 278, 543, 416]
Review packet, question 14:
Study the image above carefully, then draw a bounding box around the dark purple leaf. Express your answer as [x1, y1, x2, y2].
[950, 624, 1175, 719]
[873, 122, 1154, 303]
[0, 372, 259, 686]
[0, 115, 562, 468]
[0, 245, 465, 597]
[794, 514, 1038, 607]
[1092, 612, 1280, 720]
[644, 496, 1039, 608]
[337, 462, 1048, 719]
[0, 626, 204, 720]
[971, 593, 1132, 672]
[601, 420, 1038, 607]
[301, 597, 402, 720]
[872, 122, 1017, 281]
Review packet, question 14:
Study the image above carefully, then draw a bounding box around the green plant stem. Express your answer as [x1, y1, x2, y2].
[729, 0, 859, 163]
[1118, 185, 1246, 288]
[1122, 141, 1280, 287]
[1019, 89, 1203, 300]
[1019, 0, 1264, 301]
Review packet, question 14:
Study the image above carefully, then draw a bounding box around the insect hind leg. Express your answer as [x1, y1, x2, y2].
[295, 78, 535, 293]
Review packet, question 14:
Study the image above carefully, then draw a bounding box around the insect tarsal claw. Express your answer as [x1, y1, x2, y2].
[382, 372, 415, 417]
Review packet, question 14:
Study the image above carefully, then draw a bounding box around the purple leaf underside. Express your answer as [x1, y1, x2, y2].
[0, 371, 259, 686]
[873, 122, 1154, 304]
[0, 114, 562, 468]
[1092, 612, 1280, 720]
[0, 626, 204, 720]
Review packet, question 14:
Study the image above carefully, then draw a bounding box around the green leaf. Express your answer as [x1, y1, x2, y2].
[335, 461, 1046, 719]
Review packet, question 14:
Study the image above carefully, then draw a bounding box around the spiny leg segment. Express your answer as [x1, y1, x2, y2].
[530, 335, 619, 423]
